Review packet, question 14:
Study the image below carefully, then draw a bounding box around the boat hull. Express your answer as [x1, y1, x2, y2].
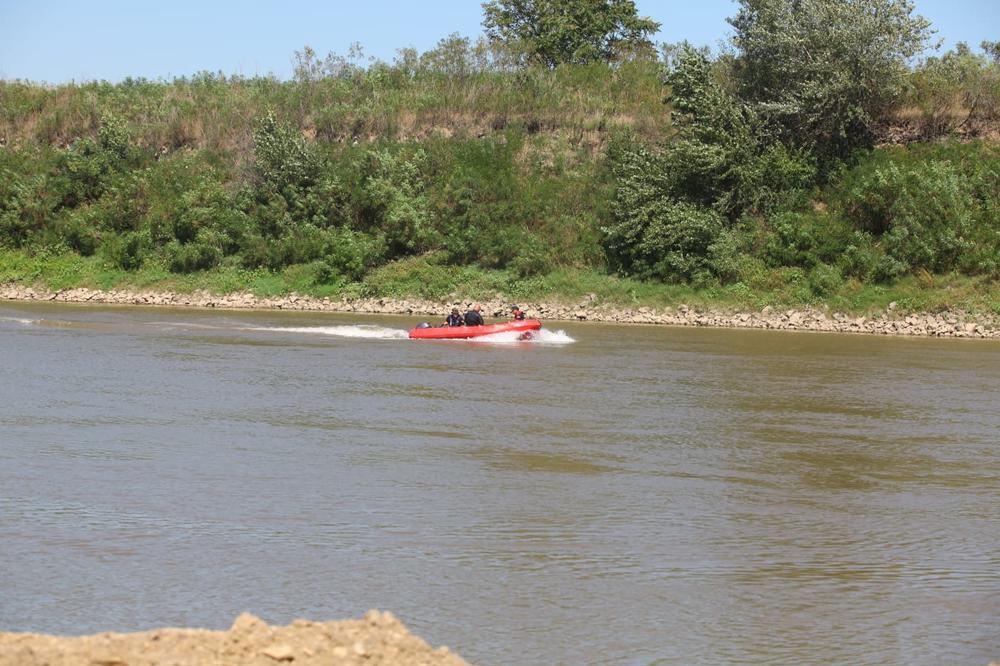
[408, 319, 542, 339]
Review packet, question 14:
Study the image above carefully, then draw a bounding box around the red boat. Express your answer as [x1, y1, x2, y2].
[408, 319, 542, 340]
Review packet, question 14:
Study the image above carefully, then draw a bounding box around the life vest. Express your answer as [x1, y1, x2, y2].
[446, 314, 464, 326]
[512, 309, 525, 320]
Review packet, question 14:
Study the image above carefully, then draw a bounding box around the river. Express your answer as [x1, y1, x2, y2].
[1, 301, 997, 665]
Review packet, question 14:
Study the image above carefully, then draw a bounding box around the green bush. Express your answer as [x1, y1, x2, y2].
[606, 195, 724, 283]
[322, 228, 384, 281]
[358, 146, 439, 257]
[48, 211, 100, 256]
[808, 262, 844, 297]
[94, 173, 149, 233]
[762, 211, 853, 270]
[265, 224, 329, 269]
[166, 240, 222, 273]
[97, 112, 134, 161]
[745, 144, 816, 215]
[838, 231, 881, 282]
[707, 223, 756, 284]
[238, 235, 271, 269]
[252, 110, 321, 192]
[0, 168, 53, 248]
[170, 176, 247, 253]
[102, 232, 146, 270]
[841, 150, 978, 273]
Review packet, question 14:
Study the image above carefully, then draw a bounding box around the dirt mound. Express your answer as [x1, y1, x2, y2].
[0, 611, 469, 666]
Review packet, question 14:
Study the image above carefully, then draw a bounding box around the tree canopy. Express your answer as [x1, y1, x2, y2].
[728, 0, 933, 160]
[481, 0, 660, 67]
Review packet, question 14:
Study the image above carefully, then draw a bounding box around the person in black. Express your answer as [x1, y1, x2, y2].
[445, 308, 465, 327]
[464, 303, 485, 326]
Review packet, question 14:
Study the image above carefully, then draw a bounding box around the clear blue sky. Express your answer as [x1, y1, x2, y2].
[1, 0, 996, 83]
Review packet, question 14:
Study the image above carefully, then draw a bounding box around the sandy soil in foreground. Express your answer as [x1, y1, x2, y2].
[2, 283, 999, 338]
[0, 611, 469, 666]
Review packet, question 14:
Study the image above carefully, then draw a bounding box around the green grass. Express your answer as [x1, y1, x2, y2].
[4, 249, 998, 316]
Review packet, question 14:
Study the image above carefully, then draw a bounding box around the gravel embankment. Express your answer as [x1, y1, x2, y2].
[3, 284, 998, 338]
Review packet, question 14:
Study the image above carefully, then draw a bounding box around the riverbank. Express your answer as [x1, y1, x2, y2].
[0, 611, 467, 666]
[3, 283, 999, 339]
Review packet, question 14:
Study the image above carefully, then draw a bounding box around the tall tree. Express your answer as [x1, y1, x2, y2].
[728, 0, 933, 161]
[482, 0, 660, 67]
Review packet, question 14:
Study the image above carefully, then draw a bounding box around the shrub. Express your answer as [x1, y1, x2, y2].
[808, 262, 844, 297]
[102, 232, 146, 270]
[238, 235, 271, 269]
[607, 196, 724, 283]
[838, 231, 881, 282]
[745, 143, 817, 214]
[166, 240, 222, 273]
[171, 177, 247, 253]
[358, 147, 439, 256]
[49, 211, 100, 256]
[53, 138, 115, 208]
[252, 110, 321, 192]
[842, 154, 976, 273]
[94, 173, 149, 233]
[322, 228, 384, 281]
[0, 169, 53, 248]
[97, 112, 133, 161]
[707, 226, 746, 284]
[762, 211, 853, 270]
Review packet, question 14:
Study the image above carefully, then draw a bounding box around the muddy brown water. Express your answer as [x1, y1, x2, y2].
[1, 301, 998, 665]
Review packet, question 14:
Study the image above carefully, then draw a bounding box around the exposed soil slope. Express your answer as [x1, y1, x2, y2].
[0, 611, 469, 666]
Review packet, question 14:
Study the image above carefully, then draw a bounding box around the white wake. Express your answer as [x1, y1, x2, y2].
[246, 324, 410, 340]
[0, 316, 38, 325]
[460, 328, 576, 344]
[246, 324, 575, 344]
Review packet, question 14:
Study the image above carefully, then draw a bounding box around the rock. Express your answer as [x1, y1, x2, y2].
[231, 613, 268, 635]
[761, 305, 774, 316]
[888, 301, 898, 310]
[261, 644, 295, 661]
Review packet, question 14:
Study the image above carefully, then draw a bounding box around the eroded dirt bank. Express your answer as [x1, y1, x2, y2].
[3, 284, 999, 338]
[0, 611, 468, 666]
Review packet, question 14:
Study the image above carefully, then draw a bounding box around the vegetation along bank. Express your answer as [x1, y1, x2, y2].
[2, 0, 998, 331]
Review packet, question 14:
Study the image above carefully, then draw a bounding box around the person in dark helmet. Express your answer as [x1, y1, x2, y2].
[510, 304, 526, 321]
[464, 303, 485, 326]
[445, 308, 465, 327]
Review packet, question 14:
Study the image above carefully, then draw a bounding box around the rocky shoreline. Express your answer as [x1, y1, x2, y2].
[0, 611, 467, 666]
[2, 283, 999, 339]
